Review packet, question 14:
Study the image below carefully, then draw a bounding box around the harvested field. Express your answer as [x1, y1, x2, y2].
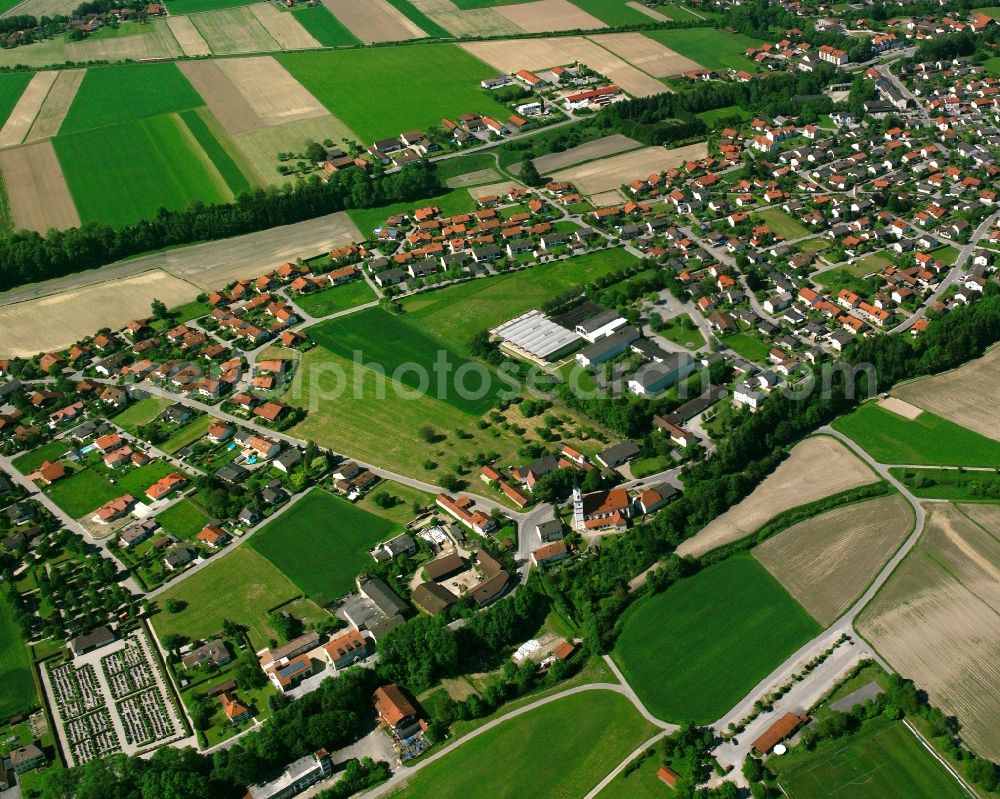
[467, 179, 525, 200]
[190, 7, 280, 54]
[445, 167, 501, 187]
[178, 60, 264, 135]
[65, 19, 183, 61]
[0, 140, 79, 232]
[250, 3, 321, 49]
[894, 344, 1000, 443]
[232, 115, 357, 184]
[409, 0, 521, 35]
[676, 436, 879, 559]
[0, 70, 57, 148]
[167, 15, 212, 56]
[461, 36, 666, 97]
[753, 493, 914, 626]
[25, 68, 85, 142]
[0, 269, 196, 357]
[625, 1, 668, 20]
[590, 189, 624, 205]
[857, 503, 1000, 760]
[590, 31, 700, 77]
[215, 56, 328, 126]
[528, 133, 641, 175]
[0, 38, 67, 69]
[494, 0, 604, 31]
[322, 0, 427, 42]
[959, 504, 1000, 537]
[2, 0, 77, 17]
[551, 142, 708, 195]
[879, 396, 923, 420]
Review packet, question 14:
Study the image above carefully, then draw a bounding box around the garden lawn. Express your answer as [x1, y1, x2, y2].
[290, 4, 361, 45]
[392, 691, 657, 799]
[276, 46, 513, 142]
[402, 248, 639, 355]
[719, 332, 769, 364]
[153, 546, 309, 648]
[656, 313, 705, 349]
[612, 555, 820, 722]
[249, 488, 399, 604]
[46, 469, 119, 518]
[644, 28, 763, 73]
[160, 414, 214, 454]
[114, 461, 177, 498]
[355, 480, 435, 525]
[112, 397, 172, 433]
[630, 456, 672, 478]
[0, 593, 37, 719]
[757, 207, 809, 239]
[771, 718, 969, 799]
[568, 0, 657, 25]
[156, 498, 211, 539]
[55, 113, 232, 227]
[348, 188, 476, 238]
[831, 403, 1000, 467]
[0, 72, 32, 128]
[294, 280, 376, 317]
[309, 307, 503, 415]
[12, 441, 73, 474]
[59, 62, 202, 134]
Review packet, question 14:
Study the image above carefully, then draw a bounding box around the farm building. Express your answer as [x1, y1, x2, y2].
[752, 712, 810, 754]
[491, 310, 582, 364]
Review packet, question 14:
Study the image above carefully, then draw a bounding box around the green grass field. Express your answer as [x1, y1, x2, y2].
[112, 397, 173, 433]
[656, 313, 705, 349]
[569, 0, 659, 25]
[696, 104, 750, 126]
[12, 441, 72, 474]
[156, 498, 211, 539]
[294, 279, 376, 317]
[392, 691, 657, 799]
[249, 488, 399, 603]
[113, 461, 176, 498]
[975, 6, 1000, 19]
[348, 187, 476, 238]
[831, 403, 1000, 467]
[612, 555, 821, 722]
[449, 0, 533, 7]
[0, 72, 32, 129]
[276, 45, 513, 141]
[160, 414, 214, 455]
[309, 307, 502, 415]
[179, 109, 252, 196]
[56, 113, 232, 226]
[719, 331, 769, 364]
[59, 62, 202, 134]
[152, 546, 314, 648]
[402, 248, 640, 356]
[290, 4, 361, 45]
[771, 719, 968, 799]
[630, 456, 672, 478]
[382, 0, 452, 37]
[645, 28, 762, 72]
[596, 753, 669, 799]
[0, 593, 38, 719]
[163, 0, 257, 13]
[46, 469, 119, 518]
[889, 467, 1000, 501]
[758, 207, 809, 239]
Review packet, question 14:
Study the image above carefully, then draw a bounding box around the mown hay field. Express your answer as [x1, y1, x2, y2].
[857, 503, 1000, 761]
[0, 139, 80, 232]
[676, 436, 879, 559]
[754, 493, 914, 625]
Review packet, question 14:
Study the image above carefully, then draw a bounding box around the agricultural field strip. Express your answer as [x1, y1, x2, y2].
[550, 142, 708, 195]
[321, 0, 427, 43]
[492, 0, 605, 32]
[0, 70, 58, 147]
[0, 139, 80, 233]
[25, 68, 86, 142]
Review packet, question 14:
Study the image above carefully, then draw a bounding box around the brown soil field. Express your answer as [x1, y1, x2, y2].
[65, 19, 182, 61]
[167, 16, 213, 57]
[590, 32, 700, 78]
[589, 189, 624, 205]
[251, 3, 321, 49]
[494, 0, 605, 32]
[551, 142, 708, 195]
[625, 1, 668, 21]
[0, 70, 57, 148]
[0, 270, 198, 357]
[467, 180, 525, 200]
[878, 395, 923, 420]
[410, 0, 521, 36]
[857, 503, 1000, 760]
[0, 140, 79, 233]
[216, 56, 329, 126]
[461, 36, 665, 97]
[322, 0, 427, 43]
[190, 7, 280, 54]
[178, 60, 265, 135]
[25, 68, 85, 142]
[527, 133, 641, 175]
[445, 167, 502, 187]
[753, 493, 914, 626]
[894, 344, 1000, 442]
[232, 115, 356, 185]
[676, 435, 879, 559]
